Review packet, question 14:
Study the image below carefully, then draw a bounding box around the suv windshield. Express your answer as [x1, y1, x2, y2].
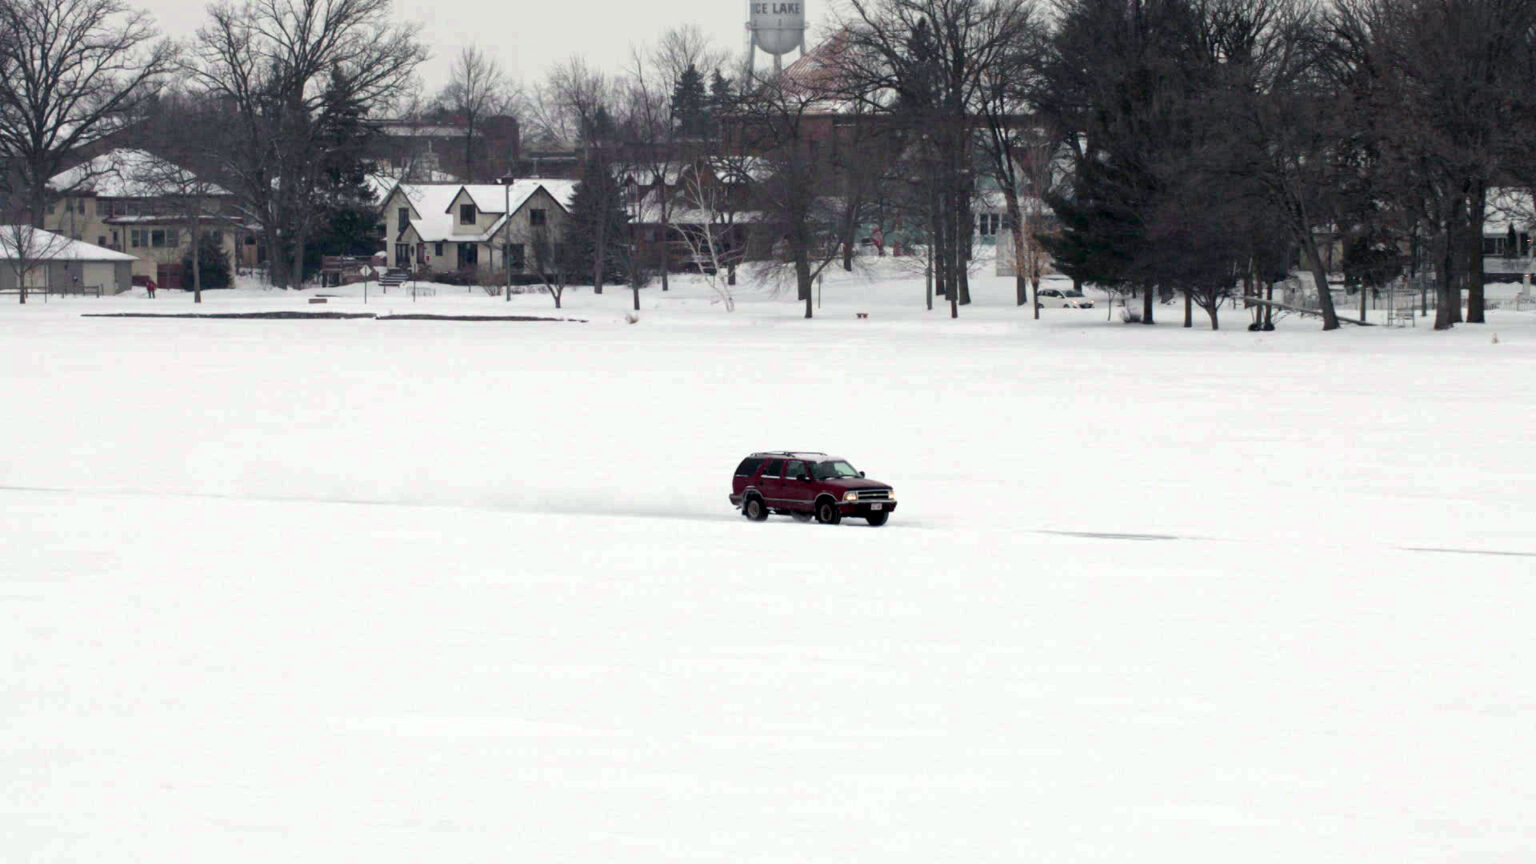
[813, 460, 860, 480]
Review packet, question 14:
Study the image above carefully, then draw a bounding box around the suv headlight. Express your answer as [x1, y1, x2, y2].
[844, 491, 859, 502]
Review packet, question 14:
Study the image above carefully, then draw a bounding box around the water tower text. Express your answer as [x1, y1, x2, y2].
[752, 3, 801, 14]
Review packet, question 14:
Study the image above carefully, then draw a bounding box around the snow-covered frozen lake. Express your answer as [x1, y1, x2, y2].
[3, 267, 1533, 862]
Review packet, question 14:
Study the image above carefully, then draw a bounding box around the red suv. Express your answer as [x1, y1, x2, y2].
[730, 452, 897, 526]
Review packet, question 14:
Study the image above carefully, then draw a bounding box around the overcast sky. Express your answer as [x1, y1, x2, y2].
[140, 0, 837, 93]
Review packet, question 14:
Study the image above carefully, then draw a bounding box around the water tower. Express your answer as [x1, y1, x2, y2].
[745, 0, 807, 77]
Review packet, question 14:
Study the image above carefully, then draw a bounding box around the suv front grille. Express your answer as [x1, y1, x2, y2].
[857, 490, 890, 501]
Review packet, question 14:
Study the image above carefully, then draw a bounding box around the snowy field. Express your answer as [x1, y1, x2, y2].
[3, 264, 1534, 862]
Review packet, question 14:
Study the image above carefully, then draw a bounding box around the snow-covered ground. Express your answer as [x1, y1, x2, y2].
[3, 263, 1534, 862]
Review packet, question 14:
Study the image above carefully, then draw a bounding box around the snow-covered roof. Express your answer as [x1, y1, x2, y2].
[614, 163, 685, 186]
[364, 169, 462, 204]
[389, 181, 579, 243]
[0, 227, 137, 262]
[707, 157, 774, 184]
[626, 187, 763, 225]
[377, 123, 462, 138]
[48, 149, 228, 198]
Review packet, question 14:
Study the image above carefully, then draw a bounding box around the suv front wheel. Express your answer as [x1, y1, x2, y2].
[815, 498, 842, 525]
[865, 511, 889, 527]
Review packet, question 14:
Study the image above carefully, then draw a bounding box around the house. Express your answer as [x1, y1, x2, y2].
[46, 149, 261, 288]
[367, 114, 521, 183]
[1484, 188, 1533, 258]
[0, 227, 136, 295]
[621, 160, 761, 271]
[379, 180, 578, 281]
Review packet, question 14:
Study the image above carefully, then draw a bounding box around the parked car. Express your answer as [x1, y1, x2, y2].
[1037, 287, 1095, 308]
[730, 451, 897, 526]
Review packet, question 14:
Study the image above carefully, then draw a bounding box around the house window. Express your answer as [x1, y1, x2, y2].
[529, 208, 547, 227]
[435, 242, 444, 256]
[459, 242, 479, 267]
[130, 230, 142, 248]
[398, 207, 410, 231]
[459, 203, 475, 225]
[506, 243, 525, 270]
[150, 229, 168, 248]
[98, 236, 106, 247]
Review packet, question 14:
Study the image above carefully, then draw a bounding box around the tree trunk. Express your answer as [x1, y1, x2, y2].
[28, 176, 48, 229]
[1005, 197, 1027, 306]
[593, 216, 606, 295]
[1467, 182, 1486, 323]
[1184, 290, 1192, 327]
[1435, 220, 1456, 330]
[955, 194, 972, 307]
[1300, 234, 1340, 331]
[192, 220, 203, 304]
[925, 240, 934, 311]
[290, 227, 306, 290]
[796, 254, 813, 319]
[841, 212, 856, 272]
[1142, 284, 1154, 324]
[932, 208, 947, 301]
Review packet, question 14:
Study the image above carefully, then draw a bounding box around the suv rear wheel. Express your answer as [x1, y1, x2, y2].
[815, 498, 842, 525]
[743, 495, 769, 521]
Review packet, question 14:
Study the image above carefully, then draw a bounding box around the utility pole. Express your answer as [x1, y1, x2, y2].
[503, 178, 513, 301]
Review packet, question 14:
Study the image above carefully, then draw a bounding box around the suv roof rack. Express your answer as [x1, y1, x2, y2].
[758, 450, 827, 457]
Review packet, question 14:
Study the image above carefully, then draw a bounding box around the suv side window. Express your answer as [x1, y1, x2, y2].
[762, 459, 784, 479]
[785, 460, 805, 480]
[735, 457, 762, 477]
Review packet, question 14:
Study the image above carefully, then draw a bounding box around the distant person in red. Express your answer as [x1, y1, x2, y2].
[145, 278, 156, 298]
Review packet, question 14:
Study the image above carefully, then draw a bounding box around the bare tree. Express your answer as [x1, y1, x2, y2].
[675, 164, 739, 311]
[126, 148, 229, 303]
[1336, 0, 1536, 329]
[0, 223, 70, 303]
[733, 76, 848, 319]
[619, 47, 676, 293]
[838, 0, 1035, 317]
[653, 24, 730, 88]
[528, 223, 567, 309]
[0, 0, 171, 226]
[437, 46, 510, 182]
[527, 57, 615, 150]
[185, 0, 423, 289]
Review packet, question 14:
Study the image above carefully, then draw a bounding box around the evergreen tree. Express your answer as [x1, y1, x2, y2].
[566, 157, 630, 288]
[671, 64, 709, 139]
[708, 70, 732, 117]
[181, 233, 233, 289]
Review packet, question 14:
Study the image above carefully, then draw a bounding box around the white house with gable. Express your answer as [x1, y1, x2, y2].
[380, 180, 578, 282]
